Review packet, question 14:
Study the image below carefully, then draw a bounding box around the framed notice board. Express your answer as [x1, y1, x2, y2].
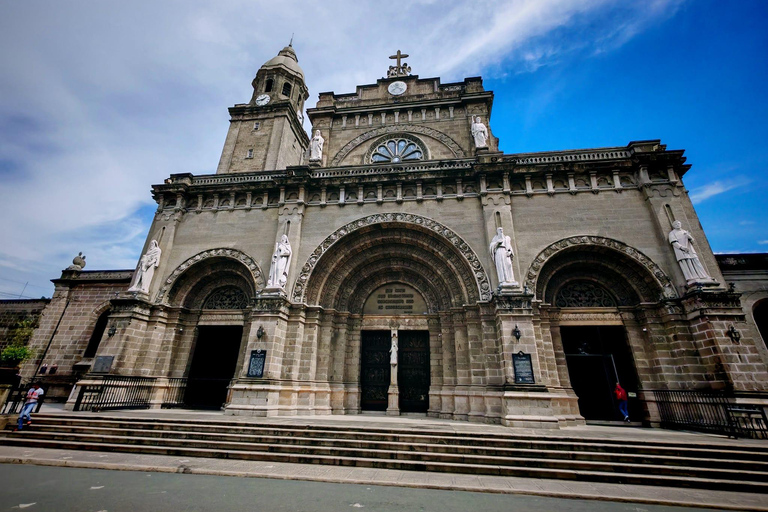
[247, 349, 266, 378]
[512, 351, 535, 384]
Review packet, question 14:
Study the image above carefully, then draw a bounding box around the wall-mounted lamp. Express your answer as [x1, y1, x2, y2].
[727, 325, 741, 344]
[256, 326, 265, 339]
[107, 325, 117, 337]
[512, 324, 521, 342]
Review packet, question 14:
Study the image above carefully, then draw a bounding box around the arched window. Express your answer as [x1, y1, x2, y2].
[265, 79, 273, 93]
[754, 299, 768, 347]
[281, 82, 292, 97]
[84, 310, 110, 358]
[369, 138, 425, 164]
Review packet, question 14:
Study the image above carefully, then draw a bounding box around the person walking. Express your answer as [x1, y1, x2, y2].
[15, 383, 44, 431]
[614, 382, 629, 422]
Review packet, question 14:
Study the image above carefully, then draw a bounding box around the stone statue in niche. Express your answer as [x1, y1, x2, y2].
[668, 220, 714, 284]
[390, 331, 398, 366]
[128, 240, 161, 294]
[471, 116, 489, 149]
[309, 130, 324, 161]
[66, 252, 86, 271]
[267, 235, 292, 289]
[490, 227, 518, 290]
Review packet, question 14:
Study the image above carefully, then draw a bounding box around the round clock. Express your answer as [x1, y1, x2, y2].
[388, 81, 407, 96]
[255, 94, 270, 106]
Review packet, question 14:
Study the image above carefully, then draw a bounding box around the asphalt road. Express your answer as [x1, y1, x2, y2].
[0, 464, 722, 512]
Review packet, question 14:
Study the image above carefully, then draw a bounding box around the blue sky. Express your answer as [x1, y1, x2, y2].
[0, 0, 766, 299]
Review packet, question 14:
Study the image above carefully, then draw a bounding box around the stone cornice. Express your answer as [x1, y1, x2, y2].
[151, 140, 689, 203]
[53, 270, 133, 285]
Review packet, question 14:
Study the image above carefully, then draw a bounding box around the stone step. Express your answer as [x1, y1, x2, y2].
[7, 429, 768, 484]
[28, 415, 768, 460]
[2, 434, 767, 494]
[25, 424, 768, 472]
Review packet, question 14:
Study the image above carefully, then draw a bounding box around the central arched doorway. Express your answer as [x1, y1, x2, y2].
[359, 283, 431, 413]
[295, 214, 493, 419]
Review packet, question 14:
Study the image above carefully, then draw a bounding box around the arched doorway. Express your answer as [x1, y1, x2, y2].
[529, 237, 674, 423]
[295, 214, 492, 419]
[163, 252, 262, 409]
[359, 284, 431, 413]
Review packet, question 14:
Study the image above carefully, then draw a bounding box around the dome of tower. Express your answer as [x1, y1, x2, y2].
[262, 45, 304, 79]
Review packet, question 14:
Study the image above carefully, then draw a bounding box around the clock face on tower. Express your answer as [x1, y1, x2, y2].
[388, 81, 407, 96]
[255, 94, 270, 106]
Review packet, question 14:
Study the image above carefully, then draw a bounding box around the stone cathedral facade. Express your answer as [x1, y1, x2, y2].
[19, 46, 768, 428]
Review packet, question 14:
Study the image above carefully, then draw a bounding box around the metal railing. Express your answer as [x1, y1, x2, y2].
[162, 378, 187, 408]
[652, 390, 768, 439]
[1, 384, 46, 415]
[73, 376, 155, 412]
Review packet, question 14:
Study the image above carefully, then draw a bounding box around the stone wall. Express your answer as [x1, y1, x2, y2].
[0, 299, 49, 351]
[20, 270, 132, 398]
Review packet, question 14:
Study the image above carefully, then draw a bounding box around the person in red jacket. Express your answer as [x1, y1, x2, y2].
[614, 382, 629, 422]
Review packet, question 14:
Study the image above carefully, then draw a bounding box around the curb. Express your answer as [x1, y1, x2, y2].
[1, 455, 766, 511]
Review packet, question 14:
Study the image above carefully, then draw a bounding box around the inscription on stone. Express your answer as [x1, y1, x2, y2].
[362, 284, 427, 315]
[92, 356, 114, 374]
[247, 349, 266, 378]
[512, 351, 535, 384]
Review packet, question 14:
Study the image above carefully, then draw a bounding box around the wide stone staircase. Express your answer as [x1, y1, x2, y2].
[2, 413, 768, 493]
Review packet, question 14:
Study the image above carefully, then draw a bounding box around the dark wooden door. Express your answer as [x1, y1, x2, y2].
[185, 326, 242, 409]
[398, 330, 430, 413]
[360, 330, 391, 411]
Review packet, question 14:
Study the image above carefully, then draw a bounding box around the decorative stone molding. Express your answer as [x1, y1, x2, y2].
[493, 296, 533, 311]
[555, 311, 623, 324]
[156, 248, 264, 303]
[292, 213, 492, 303]
[203, 286, 250, 310]
[555, 281, 616, 308]
[252, 296, 291, 313]
[330, 125, 466, 166]
[525, 236, 677, 300]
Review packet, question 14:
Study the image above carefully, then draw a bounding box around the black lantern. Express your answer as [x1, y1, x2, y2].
[107, 325, 117, 337]
[727, 325, 741, 344]
[512, 324, 521, 342]
[256, 326, 265, 339]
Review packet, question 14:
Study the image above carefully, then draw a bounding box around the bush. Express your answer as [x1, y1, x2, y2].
[1, 344, 34, 364]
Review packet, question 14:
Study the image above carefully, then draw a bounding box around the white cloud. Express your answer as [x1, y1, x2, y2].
[0, 0, 683, 297]
[758, 240, 768, 245]
[689, 178, 750, 204]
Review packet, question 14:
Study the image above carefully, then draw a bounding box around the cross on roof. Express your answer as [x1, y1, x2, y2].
[389, 50, 409, 68]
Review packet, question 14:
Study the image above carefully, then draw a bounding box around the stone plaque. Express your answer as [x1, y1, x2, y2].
[512, 351, 535, 384]
[92, 356, 114, 374]
[247, 349, 266, 378]
[362, 284, 427, 315]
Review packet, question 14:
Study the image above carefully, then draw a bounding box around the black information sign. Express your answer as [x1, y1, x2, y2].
[512, 351, 535, 384]
[247, 349, 266, 378]
[92, 356, 114, 374]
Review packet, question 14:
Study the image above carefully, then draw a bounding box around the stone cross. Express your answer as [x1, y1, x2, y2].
[389, 50, 409, 68]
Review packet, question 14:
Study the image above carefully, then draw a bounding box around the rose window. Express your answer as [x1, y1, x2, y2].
[370, 139, 424, 163]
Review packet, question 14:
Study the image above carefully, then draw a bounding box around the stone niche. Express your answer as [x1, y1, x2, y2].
[362, 284, 427, 315]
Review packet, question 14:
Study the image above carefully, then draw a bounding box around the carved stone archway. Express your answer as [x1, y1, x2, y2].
[292, 213, 491, 305]
[525, 236, 677, 302]
[156, 248, 264, 305]
[330, 125, 466, 166]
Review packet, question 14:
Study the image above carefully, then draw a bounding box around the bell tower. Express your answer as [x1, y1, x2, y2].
[216, 43, 310, 174]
